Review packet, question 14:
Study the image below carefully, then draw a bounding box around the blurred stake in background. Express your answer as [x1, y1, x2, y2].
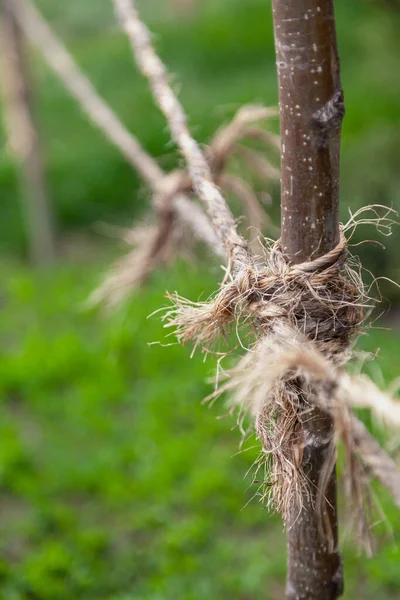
[0, 0, 55, 265]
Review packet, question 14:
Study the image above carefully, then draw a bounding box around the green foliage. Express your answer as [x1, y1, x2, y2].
[0, 259, 399, 599]
[0, 0, 400, 298]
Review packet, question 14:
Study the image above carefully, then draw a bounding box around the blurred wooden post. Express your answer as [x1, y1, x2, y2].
[0, 0, 55, 265]
[271, 1, 345, 598]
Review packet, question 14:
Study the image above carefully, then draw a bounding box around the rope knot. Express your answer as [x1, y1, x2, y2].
[235, 267, 254, 296]
[253, 230, 360, 355]
[164, 227, 371, 531]
[166, 228, 363, 359]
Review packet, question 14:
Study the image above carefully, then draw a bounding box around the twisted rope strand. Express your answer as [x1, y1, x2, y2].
[112, 0, 252, 271]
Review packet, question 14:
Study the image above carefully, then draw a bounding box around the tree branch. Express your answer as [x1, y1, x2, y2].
[273, 0, 343, 264]
[272, 1, 344, 597]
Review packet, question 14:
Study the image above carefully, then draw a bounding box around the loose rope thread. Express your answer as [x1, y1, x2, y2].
[164, 229, 372, 526]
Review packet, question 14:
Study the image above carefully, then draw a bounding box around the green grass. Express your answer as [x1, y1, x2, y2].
[0, 258, 399, 599]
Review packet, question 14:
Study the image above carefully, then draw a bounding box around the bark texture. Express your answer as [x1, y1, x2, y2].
[0, 0, 55, 265]
[273, 0, 344, 263]
[285, 404, 343, 600]
[271, 1, 344, 598]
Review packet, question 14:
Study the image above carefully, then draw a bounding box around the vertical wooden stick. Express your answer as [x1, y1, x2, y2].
[0, 0, 55, 265]
[273, 0, 344, 262]
[271, 1, 344, 598]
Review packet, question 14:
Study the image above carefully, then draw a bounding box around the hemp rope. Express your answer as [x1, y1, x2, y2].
[164, 229, 371, 520]
[112, 0, 252, 273]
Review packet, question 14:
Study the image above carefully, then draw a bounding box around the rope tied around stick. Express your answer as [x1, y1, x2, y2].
[166, 229, 363, 356]
[165, 229, 375, 535]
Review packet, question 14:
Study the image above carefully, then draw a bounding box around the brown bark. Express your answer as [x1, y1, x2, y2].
[0, 0, 55, 265]
[271, 1, 344, 598]
[273, 0, 344, 263]
[285, 404, 342, 600]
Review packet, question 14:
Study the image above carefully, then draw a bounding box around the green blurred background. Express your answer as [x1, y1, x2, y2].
[1, 0, 400, 598]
